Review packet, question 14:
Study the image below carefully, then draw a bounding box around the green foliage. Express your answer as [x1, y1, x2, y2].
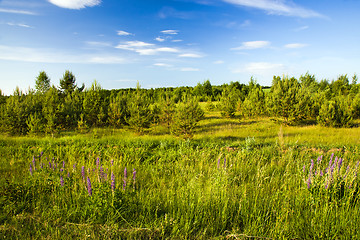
[108, 92, 129, 128]
[159, 93, 176, 130]
[43, 86, 61, 134]
[35, 71, 51, 94]
[83, 80, 104, 127]
[126, 82, 152, 134]
[219, 85, 239, 118]
[267, 76, 310, 124]
[240, 79, 266, 118]
[171, 95, 204, 138]
[317, 98, 352, 127]
[59, 70, 84, 95]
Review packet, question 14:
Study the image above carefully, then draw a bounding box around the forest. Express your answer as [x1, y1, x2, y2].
[1, 70, 360, 137]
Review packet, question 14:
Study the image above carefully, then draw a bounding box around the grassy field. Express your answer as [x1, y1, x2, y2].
[1, 108, 360, 239]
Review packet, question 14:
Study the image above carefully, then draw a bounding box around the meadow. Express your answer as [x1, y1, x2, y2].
[1, 108, 360, 239]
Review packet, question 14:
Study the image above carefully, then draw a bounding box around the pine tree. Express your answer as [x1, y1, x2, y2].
[35, 71, 51, 94]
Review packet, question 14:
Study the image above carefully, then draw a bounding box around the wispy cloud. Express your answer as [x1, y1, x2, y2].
[0, 45, 128, 64]
[115, 41, 179, 55]
[155, 37, 166, 42]
[231, 41, 270, 50]
[213, 60, 224, 64]
[178, 53, 203, 58]
[284, 43, 308, 49]
[6, 22, 32, 28]
[232, 62, 285, 76]
[48, 0, 101, 9]
[222, 0, 325, 18]
[181, 67, 200, 72]
[294, 25, 309, 32]
[158, 7, 193, 19]
[153, 63, 173, 67]
[172, 39, 183, 42]
[161, 30, 179, 35]
[117, 30, 133, 36]
[0, 8, 36, 15]
[85, 41, 112, 47]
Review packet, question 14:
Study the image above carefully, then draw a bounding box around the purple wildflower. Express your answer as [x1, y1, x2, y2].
[29, 163, 33, 176]
[49, 162, 52, 169]
[99, 165, 105, 182]
[123, 167, 127, 190]
[60, 176, 64, 187]
[310, 159, 314, 173]
[338, 158, 343, 171]
[67, 172, 70, 178]
[307, 176, 311, 189]
[303, 164, 306, 173]
[81, 166, 85, 181]
[320, 170, 324, 176]
[32, 156, 36, 171]
[60, 168, 64, 172]
[217, 158, 221, 169]
[223, 158, 226, 168]
[73, 164, 76, 170]
[111, 172, 115, 191]
[62, 161, 65, 169]
[40, 151, 44, 157]
[110, 159, 114, 166]
[87, 177, 92, 196]
[96, 157, 100, 169]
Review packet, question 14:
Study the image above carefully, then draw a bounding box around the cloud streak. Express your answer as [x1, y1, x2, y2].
[222, 0, 325, 18]
[231, 41, 270, 50]
[48, 0, 101, 9]
[115, 41, 179, 55]
[0, 8, 36, 15]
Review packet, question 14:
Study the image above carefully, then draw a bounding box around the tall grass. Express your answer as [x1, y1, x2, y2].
[1, 117, 360, 238]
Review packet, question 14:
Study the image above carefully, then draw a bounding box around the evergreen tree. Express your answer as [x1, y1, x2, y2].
[108, 92, 129, 128]
[35, 71, 51, 94]
[171, 95, 204, 139]
[59, 70, 84, 95]
[126, 82, 152, 134]
[83, 80, 103, 127]
[219, 85, 239, 118]
[43, 86, 61, 135]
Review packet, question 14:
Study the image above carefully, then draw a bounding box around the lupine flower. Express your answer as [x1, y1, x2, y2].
[96, 157, 100, 169]
[60, 176, 64, 187]
[123, 167, 127, 190]
[217, 158, 220, 169]
[223, 158, 226, 168]
[87, 177, 92, 196]
[110, 159, 114, 166]
[40, 151, 44, 157]
[32, 156, 36, 171]
[81, 166, 85, 181]
[60, 169, 64, 172]
[310, 159, 314, 173]
[67, 172, 70, 178]
[62, 161, 65, 169]
[111, 172, 115, 191]
[73, 164, 76, 171]
[49, 162, 52, 169]
[338, 158, 343, 171]
[29, 163, 33, 176]
[99, 165, 105, 182]
[320, 170, 324, 176]
[307, 176, 311, 189]
[40, 163, 43, 169]
[303, 164, 306, 173]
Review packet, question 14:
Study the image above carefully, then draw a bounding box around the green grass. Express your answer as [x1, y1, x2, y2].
[1, 112, 360, 239]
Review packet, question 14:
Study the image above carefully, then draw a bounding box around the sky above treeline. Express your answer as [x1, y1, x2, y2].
[1, 0, 360, 94]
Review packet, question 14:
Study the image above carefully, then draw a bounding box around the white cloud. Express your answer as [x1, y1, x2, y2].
[284, 43, 308, 49]
[86, 41, 112, 47]
[231, 41, 270, 50]
[178, 53, 203, 58]
[294, 25, 309, 32]
[48, 0, 101, 9]
[6, 22, 32, 28]
[172, 39, 183, 42]
[213, 60, 224, 64]
[161, 30, 179, 35]
[153, 63, 173, 67]
[116, 41, 179, 56]
[117, 30, 132, 36]
[0, 8, 36, 15]
[232, 62, 285, 76]
[155, 37, 165, 42]
[181, 67, 200, 72]
[0, 45, 128, 64]
[222, 0, 325, 18]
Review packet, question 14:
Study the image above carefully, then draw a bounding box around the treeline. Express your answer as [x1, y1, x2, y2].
[0, 71, 360, 137]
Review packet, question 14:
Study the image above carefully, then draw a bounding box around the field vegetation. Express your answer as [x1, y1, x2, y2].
[1, 72, 360, 239]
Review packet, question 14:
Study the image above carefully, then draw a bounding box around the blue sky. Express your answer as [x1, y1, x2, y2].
[1, 0, 360, 94]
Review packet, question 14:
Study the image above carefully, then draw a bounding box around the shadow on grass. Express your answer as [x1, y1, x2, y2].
[198, 120, 258, 134]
